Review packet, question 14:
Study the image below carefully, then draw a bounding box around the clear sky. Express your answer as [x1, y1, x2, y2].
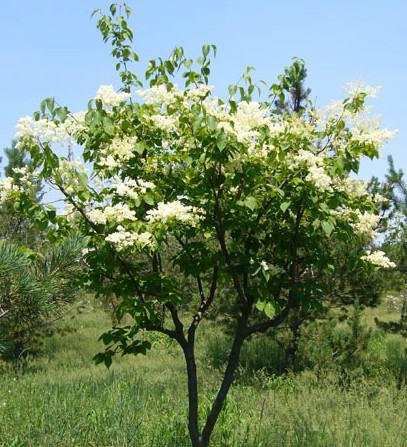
[1, 0, 406, 179]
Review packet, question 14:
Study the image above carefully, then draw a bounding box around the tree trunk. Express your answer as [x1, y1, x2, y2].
[199, 317, 247, 447]
[400, 286, 407, 328]
[285, 308, 301, 370]
[182, 341, 201, 447]
[181, 315, 248, 447]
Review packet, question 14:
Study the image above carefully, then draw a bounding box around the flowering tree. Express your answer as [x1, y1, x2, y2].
[1, 3, 398, 446]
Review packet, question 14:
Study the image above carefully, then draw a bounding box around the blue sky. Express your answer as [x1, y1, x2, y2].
[1, 0, 406, 179]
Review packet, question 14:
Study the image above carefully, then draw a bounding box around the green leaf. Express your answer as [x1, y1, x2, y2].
[55, 107, 69, 122]
[143, 192, 155, 206]
[280, 201, 291, 213]
[216, 131, 227, 151]
[103, 117, 115, 136]
[313, 218, 320, 230]
[202, 45, 210, 58]
[46, 208, 56, 220]
[262, 269, 270, 282]
[134, 142, 145, 154]
[93, 351, 113, 368]
[207, 116, 217, 131]
[243, 196, 257, 211]
[264, 302, 275, 319]
[255, 300, 266, 312]
[109, 4, 117, 16]
[45, 97, 55, 112]
[228, 85, 237, 97]
[321, 220, 334, 237]
[255, 300, 275, 319]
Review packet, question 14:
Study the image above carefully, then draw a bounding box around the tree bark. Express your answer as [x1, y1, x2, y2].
[285, 307, 302, 370]
[182, 340, 201, 447]
[199, 315, 248, 447]
[400, 286, 407, 328]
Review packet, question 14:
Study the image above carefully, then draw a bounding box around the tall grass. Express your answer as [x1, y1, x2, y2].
[1, 300, 406, 446]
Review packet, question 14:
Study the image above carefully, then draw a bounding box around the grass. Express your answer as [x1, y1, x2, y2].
[1, 299, 407, 446]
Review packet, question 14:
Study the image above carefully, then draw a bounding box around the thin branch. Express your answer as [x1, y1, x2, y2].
[188, 266, 218, 340]
[175, 236, 205, 303]
[51, 178, 145, 303]
[213, 190, 248, 307]
[244, 305, 291, 336]
[166, 303, 186, 345]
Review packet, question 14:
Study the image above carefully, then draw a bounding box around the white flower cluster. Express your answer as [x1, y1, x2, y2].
[332, 208, 380, 238]
[246, 142, 276, 160]
[267, 120, 285, 137]
[57, 159, 87, 195]
[137, 84, 214, 109]
[12, 166, 38, 188]
[110, 177, 155, 201]
[105, 226, 155, 252]
[15, 112, 86, 148]
[314, 84, 397, 152]
[98, 135, 138, 169]
[291, 149, 323, 167]
[343, 178, 369, 198]
[16, 116, 72, 146]
[306, 165, 332, 192]
[291, 149, 332, 192]
[185, 84, 214, 100]
[314, 100, 349, 128]
[203, 97, 229, 121]
[150, 115, 178, 133]
[361, 250, 396, 268]
[87, 203, 137, 225]
[231, 101, 269, 144]
[136, 84, 180, 106]
[344, 80, 381, 99]
[285, 116, 315, 138]
[62, 203, 81, 222]
[95, 85, 131, 107]
[351, 114, 398, 148]
[146, 200, 202, 226]
[63, 112, 87, 136]
[316, 89, 397, 149]
[352, 211, 381, 238]
[0, 177, 21, 204]
[373, 193, 389, 205]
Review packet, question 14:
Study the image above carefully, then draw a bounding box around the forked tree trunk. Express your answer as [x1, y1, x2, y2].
[183, 317, 247, 447]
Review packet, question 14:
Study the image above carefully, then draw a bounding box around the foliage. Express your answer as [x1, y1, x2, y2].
[372, 157, 407, 337]
[0, 235, 84, 362]
[4, 2, 397, 445]
[0, 140, 42, 244]
[273, 57, 311, 114]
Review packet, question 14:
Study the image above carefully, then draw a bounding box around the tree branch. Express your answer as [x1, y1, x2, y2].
[188, 266, 218, 341]
[213, 195, 248, 307]
[244, 305, 291, 336]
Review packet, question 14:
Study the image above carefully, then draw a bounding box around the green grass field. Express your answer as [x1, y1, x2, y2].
[1, 299, 407, 447]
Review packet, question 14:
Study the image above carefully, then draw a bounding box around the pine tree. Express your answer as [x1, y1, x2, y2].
[0, 235, 84, 362]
